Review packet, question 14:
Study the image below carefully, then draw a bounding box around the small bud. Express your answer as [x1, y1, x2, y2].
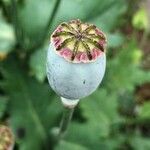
[47, 19, 107, 100]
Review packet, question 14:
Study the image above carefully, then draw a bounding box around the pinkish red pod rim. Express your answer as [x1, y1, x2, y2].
[51, 19, 107, 63]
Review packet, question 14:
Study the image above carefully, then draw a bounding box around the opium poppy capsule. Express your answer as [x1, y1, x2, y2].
[46, 19, 107, 106]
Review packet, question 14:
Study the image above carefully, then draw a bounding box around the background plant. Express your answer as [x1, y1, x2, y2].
[0, 0, 150, 150]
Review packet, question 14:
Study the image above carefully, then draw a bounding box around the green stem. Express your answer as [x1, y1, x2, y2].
[50, 106, 74, 149]
[29, 0, 61, 51]
[51, 98, 79, 149]
[44, 0, 61, 39]
[58, 106, 74, 139]
[0, 0, 9, 20]
[11, 0, 24, 48]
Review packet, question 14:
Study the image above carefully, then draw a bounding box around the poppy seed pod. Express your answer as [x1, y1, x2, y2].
[47, 19, 107, 102]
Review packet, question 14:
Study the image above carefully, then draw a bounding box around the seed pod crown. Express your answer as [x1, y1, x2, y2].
[51, 19, 107, 63]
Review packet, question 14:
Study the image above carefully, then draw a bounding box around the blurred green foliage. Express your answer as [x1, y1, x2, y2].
[132, 7, 148, 30]
[0, 0, 150, 150]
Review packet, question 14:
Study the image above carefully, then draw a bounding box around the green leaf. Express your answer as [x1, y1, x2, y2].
[0, 12, 16, 60]
[87, 0, 127, 31]
[29, 46, 47, 82]
[0, 57, 63, 150]
[55, 140, 89, 150]
[105, 40, 150, 92]
[66, 122, 124, 150]
[17, 0, 56, 48]
[81, 89, 122, 135]
[0, 96, 8, 119]
[65, 89, 122, 149]
[130, 136, 150, 150]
